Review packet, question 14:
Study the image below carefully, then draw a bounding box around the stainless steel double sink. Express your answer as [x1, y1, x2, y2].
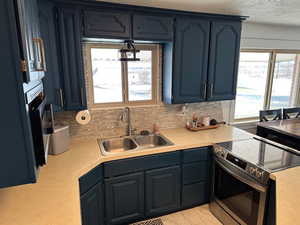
[98, 134, 174, 155]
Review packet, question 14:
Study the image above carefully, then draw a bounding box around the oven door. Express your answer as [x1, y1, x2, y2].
[29, 97, 53, 167]
[211, 158, 267, 225]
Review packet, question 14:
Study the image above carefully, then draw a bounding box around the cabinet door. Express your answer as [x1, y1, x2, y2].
[172, 18, 210, 104]
[133, 14, 173, 41]
[0, 0, 38, 188]
[84, 10, 131, 39]
[57, 6, 87, 110]
[38, 0, 62, 111]
[81, 183, 105, 225]
[145, 166, 180, 217]
[182, 182, 210, 208]
[16, 0, 44, 83]
[105, 172, 144, 225]
[207, 21, 241, 101]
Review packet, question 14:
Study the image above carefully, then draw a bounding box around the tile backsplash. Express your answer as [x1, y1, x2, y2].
[54, 101, 224, 140]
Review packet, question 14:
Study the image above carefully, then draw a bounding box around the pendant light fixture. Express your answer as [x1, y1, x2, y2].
[119, 40, 140, 62]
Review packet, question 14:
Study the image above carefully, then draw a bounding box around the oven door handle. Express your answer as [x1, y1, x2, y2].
[215, 158, 267, 193]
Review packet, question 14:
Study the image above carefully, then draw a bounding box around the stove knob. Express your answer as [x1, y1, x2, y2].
[220, 150, 225, 157]
[249, 167, 255, 175]
[256, 171, 264, 179]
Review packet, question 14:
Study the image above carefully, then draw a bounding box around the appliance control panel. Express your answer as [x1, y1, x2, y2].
[213, 144, 228, 159]
[213, 143, 270, 185]
[246, 165, 268, 184]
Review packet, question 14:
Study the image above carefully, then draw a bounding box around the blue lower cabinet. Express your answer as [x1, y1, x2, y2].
[105, 172, 145, 225]
[181, 148, 212, 209]
[145, 166, 181, 217]
[80, 183, 105, 225]
[80, 148, 213, 225]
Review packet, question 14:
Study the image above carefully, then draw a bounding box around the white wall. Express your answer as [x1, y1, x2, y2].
[241, 22, 300, 50]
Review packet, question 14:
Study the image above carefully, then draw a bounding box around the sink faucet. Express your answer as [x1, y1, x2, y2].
[121, 107, 136, 136]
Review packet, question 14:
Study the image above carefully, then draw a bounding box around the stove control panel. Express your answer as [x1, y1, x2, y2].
[213, 144, 227, 158]
[246, 166, 268, 183]
[213, 143, 270, 185]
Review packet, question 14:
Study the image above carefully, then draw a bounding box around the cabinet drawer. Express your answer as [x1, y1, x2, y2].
[79, 165, 103, 195]
[182, 147, 211, 163]
[104, 151, 180, 178]
[143, 151, 180, 171]
[182, 182, 210, 208]
[182, 162, 211, 185]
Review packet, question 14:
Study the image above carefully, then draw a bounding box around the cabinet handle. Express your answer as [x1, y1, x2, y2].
[59, 89, 64, 108]
[203, 83, 207, 98]
[210, 84, 214, 98]
[33, 38, 47, 72]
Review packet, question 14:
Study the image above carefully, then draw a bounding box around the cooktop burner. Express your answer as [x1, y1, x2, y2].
[217, 138, 300, 173]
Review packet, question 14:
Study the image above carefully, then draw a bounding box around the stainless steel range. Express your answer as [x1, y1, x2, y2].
[210, 137, 300, 225]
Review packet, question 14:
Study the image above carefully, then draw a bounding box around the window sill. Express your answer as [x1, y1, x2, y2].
[230, 119, 259, 126]
[89, 102, 164, 111]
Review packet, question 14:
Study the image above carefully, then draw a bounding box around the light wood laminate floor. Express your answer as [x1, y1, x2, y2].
[140, 205, 222, 225]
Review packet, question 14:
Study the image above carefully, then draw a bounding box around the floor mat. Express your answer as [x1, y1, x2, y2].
[130, 218, 163, 225]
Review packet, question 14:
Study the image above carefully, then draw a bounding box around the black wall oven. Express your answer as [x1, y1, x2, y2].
[27, 84, 53, 167]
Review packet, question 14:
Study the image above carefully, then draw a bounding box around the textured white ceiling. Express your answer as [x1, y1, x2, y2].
[98, 0, 300, 26]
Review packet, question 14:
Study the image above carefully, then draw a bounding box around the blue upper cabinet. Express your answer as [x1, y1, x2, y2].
[166, 18, 210, 104]
[56, 6, 87, 111]
[207, 21, 241, 101]
[1, 0, 42, 188]
[83, 10, 131, 39]
[164, 18, 242, 104]
[132, 14, 174, 41]
[38, 0, 63, 111]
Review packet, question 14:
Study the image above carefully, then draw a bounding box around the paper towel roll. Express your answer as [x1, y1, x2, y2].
[75, 110, 91, 125]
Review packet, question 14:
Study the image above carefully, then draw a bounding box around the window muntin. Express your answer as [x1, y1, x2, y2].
[234, 50, 300, 120]
[86, 43, 159, 107]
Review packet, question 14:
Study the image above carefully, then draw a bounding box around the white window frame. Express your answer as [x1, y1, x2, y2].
[234, 49, 300, 122]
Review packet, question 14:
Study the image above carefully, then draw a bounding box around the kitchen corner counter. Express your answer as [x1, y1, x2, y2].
[272, 167, 300, 225]
[0, 125, 294, 225]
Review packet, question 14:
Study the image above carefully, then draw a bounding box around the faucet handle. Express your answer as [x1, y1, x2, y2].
[119, 110, 127, 122]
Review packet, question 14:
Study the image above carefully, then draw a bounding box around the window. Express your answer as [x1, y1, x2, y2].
[234, 50, 300, 120]
[85, 43, 159, 107]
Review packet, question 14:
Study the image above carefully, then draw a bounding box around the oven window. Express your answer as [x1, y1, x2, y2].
[214, 163, 260, 225]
